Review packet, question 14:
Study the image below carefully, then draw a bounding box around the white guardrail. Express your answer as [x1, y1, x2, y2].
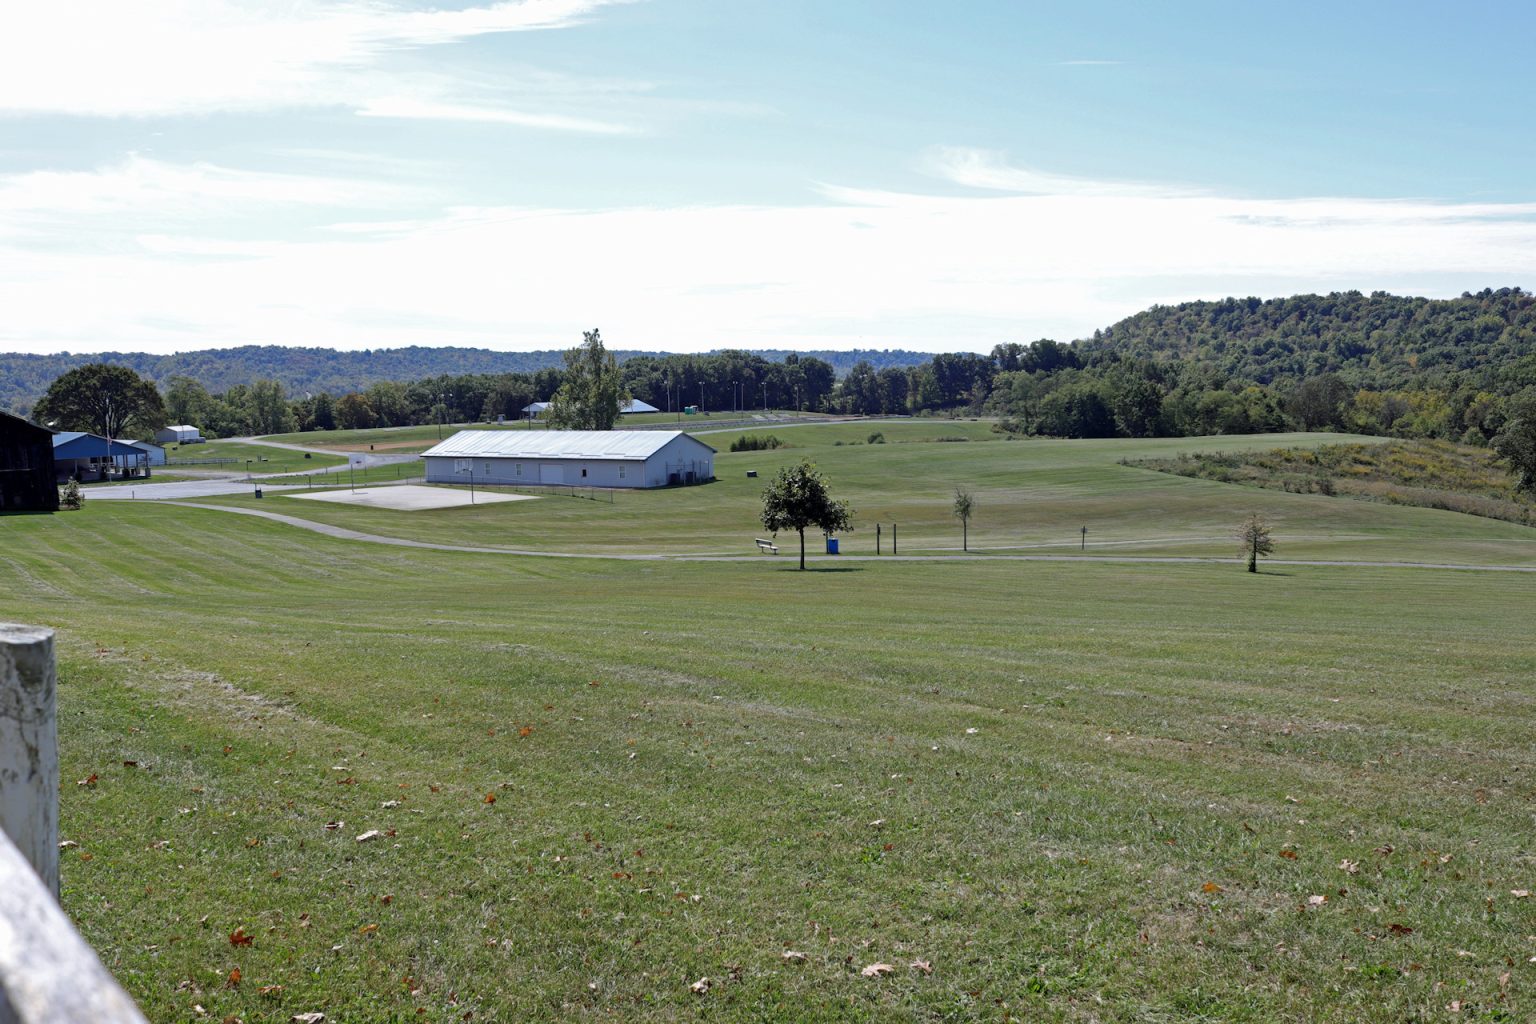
[0, 624, 148, 1024]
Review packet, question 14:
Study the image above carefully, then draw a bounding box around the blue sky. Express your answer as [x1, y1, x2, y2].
[3, 0, 1535, 355]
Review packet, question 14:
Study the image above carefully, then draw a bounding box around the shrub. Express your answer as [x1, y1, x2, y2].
[730, 434, 784, 452]
[60, 479, 84, 510]
[867, 432, 885, 444]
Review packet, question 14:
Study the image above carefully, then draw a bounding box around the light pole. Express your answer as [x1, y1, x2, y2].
[732, 380, 738, 415]
[762, 381, 767, 412]
[698, 381, 704, 414]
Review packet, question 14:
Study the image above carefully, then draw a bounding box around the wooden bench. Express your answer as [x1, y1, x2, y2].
[754, 538, 779, 554]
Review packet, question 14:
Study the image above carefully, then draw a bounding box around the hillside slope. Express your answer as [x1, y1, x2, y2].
[1080, 287, 1536, 391]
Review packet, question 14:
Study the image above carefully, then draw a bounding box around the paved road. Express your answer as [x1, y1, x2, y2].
[159, 501, 1536, 572]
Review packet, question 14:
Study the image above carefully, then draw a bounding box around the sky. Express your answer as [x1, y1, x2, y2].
[3, 0, 1536, 356]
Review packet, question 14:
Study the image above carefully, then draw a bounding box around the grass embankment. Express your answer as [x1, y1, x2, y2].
[1, 501, 1533, 1022]
[193, 426, 1536, 567]
[1130, 440, 1536, 527]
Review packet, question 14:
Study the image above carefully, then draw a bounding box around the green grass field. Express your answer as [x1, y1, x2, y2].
[166, 439, 346, 475]
[3, 425, 1534, 1022]
[260, 410, 820, 455]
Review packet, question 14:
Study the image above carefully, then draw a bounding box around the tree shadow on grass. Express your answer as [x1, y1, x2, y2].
[782, 565, 865, 573]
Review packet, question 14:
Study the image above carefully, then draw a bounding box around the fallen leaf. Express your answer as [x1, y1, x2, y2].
[1201, 882, 1223, 894]
[909, 959, 933, 975]
[229, 927, 253, 947]
[1338, 859, 1359, 874]
[381, 800, 400, 809]
[77, 774, 98, 787]
[781, 951, 807, 963]
[291, 1015, 325, 1024]
[1447, 1001, 1462, 1012]
[689, 977, 710, 995]
[1278, 849, 1298, 860]
[257, 985, 284, 997]
[1387, 923, 1413, 936]
[225, 968, 241, 989]
[519, 726, 533, 738]
[868, 819, 885, 828]
[1512, 889, 1531, 899]
[483, 793, 496, 805]
[1307, 894, 1327, 906]
[861, 963, 894, 978]
[965, 728, 978, 735]
[323, 821, 343, 831]
[359, 923, 379, 935]
[356, 830, 382, 843]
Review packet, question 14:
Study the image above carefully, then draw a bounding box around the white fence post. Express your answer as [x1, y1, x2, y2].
[0, 624, 150, 1024]
[0, 625, 57, 896]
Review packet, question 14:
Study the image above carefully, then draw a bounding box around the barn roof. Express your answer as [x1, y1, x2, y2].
[421, 430, 714, 461]
[52, 432, 146, 457]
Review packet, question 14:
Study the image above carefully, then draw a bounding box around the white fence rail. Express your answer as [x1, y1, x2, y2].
[0, 624, 148, 1024]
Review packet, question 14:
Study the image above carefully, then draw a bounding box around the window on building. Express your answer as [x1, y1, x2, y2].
[581, 468, 588, 478]
[618, 465, 626, 479]
[515, 463, 523, 477]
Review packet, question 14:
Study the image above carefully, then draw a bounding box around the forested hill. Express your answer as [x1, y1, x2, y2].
[0, 344, 928, 415]
[1079, 288, 1536, 391]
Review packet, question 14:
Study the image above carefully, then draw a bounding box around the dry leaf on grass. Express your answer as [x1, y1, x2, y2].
[1201, 882, 1223, 894]
[356, 830, 382, 843]
[860, 963, 894, 978]
[291, 1014, 325, 1024]
[1307, 894, 1327, 906]
[1511, 889, 1531, 899]
[229, 927, 253, 947]
[781, 951, 807, 963]
[689, 977, 710, 995]
[909, 960, 933, 975]
[225, 968, 241, 988]
[1338, 859, 1359, 874]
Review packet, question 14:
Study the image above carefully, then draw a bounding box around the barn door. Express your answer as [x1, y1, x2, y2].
[539, 463, 562, 484]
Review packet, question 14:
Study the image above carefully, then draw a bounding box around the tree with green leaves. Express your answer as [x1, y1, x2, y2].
[760, 461, 854, 570]
[952, 487, 975, 552]
[1236, 513, 1275, 573]
[1492, 388, 1536, 493]
[548, 329, 627, 430]
[33, 364, 166, 439]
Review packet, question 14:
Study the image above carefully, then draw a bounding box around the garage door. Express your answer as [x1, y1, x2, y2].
[539, 463, 562, 484]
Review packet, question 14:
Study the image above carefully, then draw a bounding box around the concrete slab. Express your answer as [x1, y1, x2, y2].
[285, 484, 534, 511]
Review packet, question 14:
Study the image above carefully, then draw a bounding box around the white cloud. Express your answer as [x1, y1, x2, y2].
[2, 153, 1536, 354]
[0, 0, 633, 120]
[355, 96, 636, 134]
[922, 146, 1198, 197]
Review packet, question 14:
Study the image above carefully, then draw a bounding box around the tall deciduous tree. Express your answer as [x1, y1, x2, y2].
[33, 364, 166, 439]
[1492, 388, 1536, 492]
[1236, 513, 1275, 573]
[760, 461, 854, 570]
[548, 329, 627, 430]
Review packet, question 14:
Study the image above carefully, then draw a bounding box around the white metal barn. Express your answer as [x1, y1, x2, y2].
[420, 430, 715, 489]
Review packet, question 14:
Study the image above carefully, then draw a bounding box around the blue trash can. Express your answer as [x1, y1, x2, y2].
[825, 537, 839, 555]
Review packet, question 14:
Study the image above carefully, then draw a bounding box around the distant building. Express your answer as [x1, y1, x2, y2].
[52, 433, 153, 483]
[521, 399, 660, 419]
[125, 440, 166, 466]
[420, 430, 715, 489]
[154, 425, 203, 444]
[0, 411, 59, 512]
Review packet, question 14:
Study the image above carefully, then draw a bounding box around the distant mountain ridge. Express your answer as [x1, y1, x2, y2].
[0, 344, 930, 416]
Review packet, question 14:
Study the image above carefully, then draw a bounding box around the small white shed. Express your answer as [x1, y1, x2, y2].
[125, 440, 166, 466]
[420, 430, 715, 489]
[154, 425, 203, 444]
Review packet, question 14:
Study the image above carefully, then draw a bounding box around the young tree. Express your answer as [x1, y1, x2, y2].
[548, 328, 627, 430]
[760, 461, 854, 570]
[33, 364, 166, 439]
[1236, 513, 1275, 573]
[952, 487, 975, 552]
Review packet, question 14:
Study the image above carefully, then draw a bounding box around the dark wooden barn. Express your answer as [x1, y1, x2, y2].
[0, 411, 59, 512]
